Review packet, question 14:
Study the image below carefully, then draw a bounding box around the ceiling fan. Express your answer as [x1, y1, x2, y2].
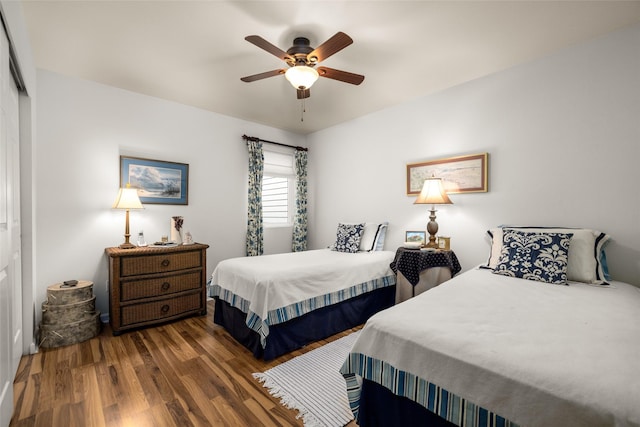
[240, 32, 365, 99]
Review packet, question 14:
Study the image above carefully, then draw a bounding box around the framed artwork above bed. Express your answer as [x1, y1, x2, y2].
[406, 153, 488, 195]
[120, 156, 189, 205]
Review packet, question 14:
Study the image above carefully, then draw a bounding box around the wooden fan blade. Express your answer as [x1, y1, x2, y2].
[307, 32, 353, 63]
[241, 69, 286, 83]
[297, 88, 310, 99]
[317, 66, 365, 85]
[245, 35, 293, 63]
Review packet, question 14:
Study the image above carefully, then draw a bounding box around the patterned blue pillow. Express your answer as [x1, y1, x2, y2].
[493, 229, 573, 284]
[331, 223, 365, 253]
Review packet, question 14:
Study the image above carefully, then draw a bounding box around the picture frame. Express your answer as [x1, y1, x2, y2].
[406, 153, 488, 196]
[438, 236, 451, 251]
[120, 156, 189, 205]
[405, 231, 426, 246]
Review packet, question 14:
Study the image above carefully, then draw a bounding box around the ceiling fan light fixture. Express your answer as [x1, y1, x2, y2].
[285, 66, 319, 89]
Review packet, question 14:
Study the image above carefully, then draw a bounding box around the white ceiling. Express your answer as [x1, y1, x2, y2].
[21, 1, 640, 135]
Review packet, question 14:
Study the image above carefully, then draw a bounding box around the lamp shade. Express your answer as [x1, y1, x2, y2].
[113, 185, 143, 249]
[285, 66, 319, 89]
[112, 187, 144, 210]
[414, 177, 453, 205]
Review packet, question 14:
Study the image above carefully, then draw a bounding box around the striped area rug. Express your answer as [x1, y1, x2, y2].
[253, 332, 359, 427]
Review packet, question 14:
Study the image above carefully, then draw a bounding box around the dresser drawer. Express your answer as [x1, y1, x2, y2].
[120, 271, 201, 301]
[120, 292, 202, 326]
[120, 251, 202, 276]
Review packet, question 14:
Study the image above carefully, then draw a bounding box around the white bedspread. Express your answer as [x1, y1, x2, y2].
[346, 267, 640, 427]
[211, 249, 395, 344]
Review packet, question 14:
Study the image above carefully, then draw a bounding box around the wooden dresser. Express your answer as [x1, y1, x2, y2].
[105, 243, 209, 335]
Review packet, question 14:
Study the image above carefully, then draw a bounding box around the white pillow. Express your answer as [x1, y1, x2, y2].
[373, 222, 388, 251]
[487, 226, 610, 284]
[359, 223, 381, 251]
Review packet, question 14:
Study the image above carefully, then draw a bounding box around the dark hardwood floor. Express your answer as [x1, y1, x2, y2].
[10, 300, 360, 426]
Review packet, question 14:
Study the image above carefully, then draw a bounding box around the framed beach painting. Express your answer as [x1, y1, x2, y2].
[120, 156, 189, 205]
[406, 153, 488, 196]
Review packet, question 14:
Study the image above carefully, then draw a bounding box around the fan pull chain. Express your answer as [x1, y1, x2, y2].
[300, 98, 306, 122]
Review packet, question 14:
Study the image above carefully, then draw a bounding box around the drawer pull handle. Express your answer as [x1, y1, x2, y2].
[161, 259, 170, 267]
[161, 282, 171, 291]
[161, 304, 170, 314]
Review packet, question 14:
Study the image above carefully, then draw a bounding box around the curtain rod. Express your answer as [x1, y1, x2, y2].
[242, 134, 308, 152]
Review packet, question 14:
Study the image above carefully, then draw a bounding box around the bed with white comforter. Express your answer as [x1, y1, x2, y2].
[341, 227, 640, 427]
[211, 247, 396, 359]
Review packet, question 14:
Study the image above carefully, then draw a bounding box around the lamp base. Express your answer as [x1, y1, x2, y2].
[426, 207, 439, 249]
[424, 239, 439, 249]
[120, 210, 137, 249]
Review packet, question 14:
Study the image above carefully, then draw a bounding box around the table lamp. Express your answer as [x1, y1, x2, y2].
[414, 176, 452, 248]
[112, 184, 144, 249]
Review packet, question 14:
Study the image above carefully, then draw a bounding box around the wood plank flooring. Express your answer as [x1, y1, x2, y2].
[10, 300, 360, 426]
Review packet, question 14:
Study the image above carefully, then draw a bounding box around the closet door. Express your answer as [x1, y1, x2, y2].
[7, 52, 21, 377]
[0, 24, 21, 427]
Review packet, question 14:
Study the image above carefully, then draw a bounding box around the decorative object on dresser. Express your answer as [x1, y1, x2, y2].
[413, 176, 453, 248]
[112, 184, 144, 249]
[105, 243, 209, 335]
[171, 216, 184, 244]
[137, 230, 147, 247]
[39, 280, 102, 349]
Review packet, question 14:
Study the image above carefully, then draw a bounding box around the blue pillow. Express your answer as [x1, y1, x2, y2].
[493, 229, 573, 284]
[332, 223, 365, 253]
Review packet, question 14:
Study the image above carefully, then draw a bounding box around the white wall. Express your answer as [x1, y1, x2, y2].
[35, 70, 305, 321]
[307, 23, 640, 286]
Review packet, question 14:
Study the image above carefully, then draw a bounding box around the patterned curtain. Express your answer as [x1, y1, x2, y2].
[292, 149, 308, 252]
[246, 139, 264, 256]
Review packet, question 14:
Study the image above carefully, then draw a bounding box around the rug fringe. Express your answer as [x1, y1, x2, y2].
[252, 332, 359, 427]
[253, 373, 325, 427]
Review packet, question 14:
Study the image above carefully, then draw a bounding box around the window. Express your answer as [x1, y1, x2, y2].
[263, 149, 295, 226]
[262, 176, 290, 224]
